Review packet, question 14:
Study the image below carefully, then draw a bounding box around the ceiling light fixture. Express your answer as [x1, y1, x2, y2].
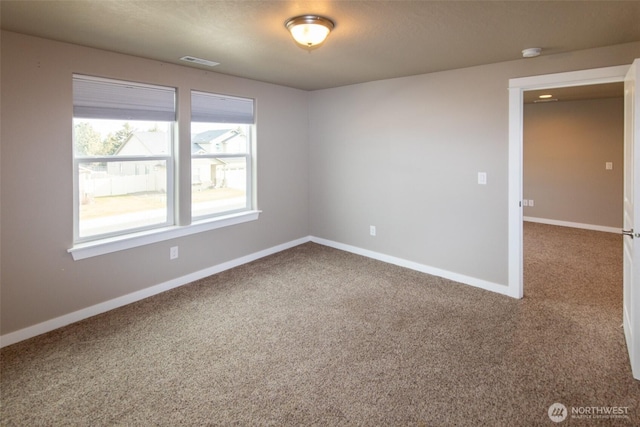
[522, 48, 542, 58]
[285, 15, 335, 48]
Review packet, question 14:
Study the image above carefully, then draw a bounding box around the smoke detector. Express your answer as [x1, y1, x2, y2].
[522, 48, 542, 58]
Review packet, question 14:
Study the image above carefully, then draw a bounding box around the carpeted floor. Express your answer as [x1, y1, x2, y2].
[1, 223, 638, 425]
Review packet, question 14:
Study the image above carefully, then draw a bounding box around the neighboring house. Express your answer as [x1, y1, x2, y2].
[191, 129, 247, 190]
[108, 131, 169, 176]
[99, 129, 246, 194]
[191, 128, 245, 154]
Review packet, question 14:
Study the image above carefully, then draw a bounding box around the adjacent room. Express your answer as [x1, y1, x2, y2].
[2, 1, 640, 425]
[523, 83, 624, 232]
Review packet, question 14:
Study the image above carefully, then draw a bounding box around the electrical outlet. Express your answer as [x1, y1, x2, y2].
[370, 225, 376, 236]
[529, 199, 534, 207]
[170, 246, 179, 260]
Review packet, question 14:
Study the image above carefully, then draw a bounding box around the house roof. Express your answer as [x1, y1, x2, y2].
[118, 130, 242, 156]
[138, 132, 169, 154]
[119, 132, 169, 155]
[191, 129, 240, 154]
[192, 129, 232, 144]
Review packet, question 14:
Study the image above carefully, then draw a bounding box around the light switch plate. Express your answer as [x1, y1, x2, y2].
[606, 162, 613, 170]
[478, 172, 487, 185]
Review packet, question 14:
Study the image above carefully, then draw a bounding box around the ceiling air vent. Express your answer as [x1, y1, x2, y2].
[180, 56, 220, 67]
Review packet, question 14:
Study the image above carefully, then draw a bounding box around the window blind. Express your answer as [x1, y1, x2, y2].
[191, 91, 255, 124]
[73, 75, 175, 121]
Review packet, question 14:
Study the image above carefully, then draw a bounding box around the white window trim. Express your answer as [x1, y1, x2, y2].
[68, 210, 261, 261]
[70, 78, 260, 260]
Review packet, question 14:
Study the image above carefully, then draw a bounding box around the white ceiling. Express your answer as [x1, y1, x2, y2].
[1, 1, 639, 91]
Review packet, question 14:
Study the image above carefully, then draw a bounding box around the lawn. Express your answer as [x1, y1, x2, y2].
[80, 188, 245, 219]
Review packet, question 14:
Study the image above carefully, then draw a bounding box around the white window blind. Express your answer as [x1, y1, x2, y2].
[73, 75, 175, 121]
[191, 91, 255, 124]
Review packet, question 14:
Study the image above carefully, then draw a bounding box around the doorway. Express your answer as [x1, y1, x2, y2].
[507, 65, 629, 299]
[521, 86, 625, 318]
[522, 84, 624, 233]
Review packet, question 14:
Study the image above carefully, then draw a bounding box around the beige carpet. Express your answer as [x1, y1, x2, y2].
[1, 223, 639, 425]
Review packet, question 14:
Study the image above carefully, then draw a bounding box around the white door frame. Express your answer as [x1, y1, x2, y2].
[507, 65, 630, 299]
[623, 60, 640, 379]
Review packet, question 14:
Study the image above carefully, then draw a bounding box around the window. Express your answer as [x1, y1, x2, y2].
[191, 91, 255, 219]
[72, 75, 176, 242]
[70, 76, 259, 257]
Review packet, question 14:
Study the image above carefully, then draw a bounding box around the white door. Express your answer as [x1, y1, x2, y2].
[623, 59, 640, 380]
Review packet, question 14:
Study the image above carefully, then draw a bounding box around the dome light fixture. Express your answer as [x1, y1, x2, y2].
[285, 15, 335, 48]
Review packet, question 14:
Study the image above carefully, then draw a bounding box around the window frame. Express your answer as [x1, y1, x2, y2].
[72, 74, 177, 244]
[68, 76, 260, 260]
[72, 152, 175, 244]
[190, 90, 256, 221]
[191, 152, 253, 220]
[191, 127, 254, 221]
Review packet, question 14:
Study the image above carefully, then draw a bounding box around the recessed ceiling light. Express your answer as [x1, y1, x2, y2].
[180, 56, 220, 67]
[539, 94, 553, 99]
[522, 48, 542, 58]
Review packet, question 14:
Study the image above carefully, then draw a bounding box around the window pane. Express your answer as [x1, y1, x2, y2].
[192, 157, 247, 218]
[190, 90, 253, 221]
[73, 119, 171, 157]
[78, 160, 168, 238]
[191, 124, 248, 154]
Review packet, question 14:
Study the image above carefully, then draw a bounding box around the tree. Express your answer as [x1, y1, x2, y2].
[73, 122, 103, 156]
[104, 122, 135, 155]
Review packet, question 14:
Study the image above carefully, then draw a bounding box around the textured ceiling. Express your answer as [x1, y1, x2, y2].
[1, 1, 640, 91]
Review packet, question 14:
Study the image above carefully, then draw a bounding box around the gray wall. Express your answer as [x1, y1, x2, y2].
[308, 43, 640, 286]
[0, 31, 310, 335]
[1, 29, 639, 337]
[523, 98, 624, 228]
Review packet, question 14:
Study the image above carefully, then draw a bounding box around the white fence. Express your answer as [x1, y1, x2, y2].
[80, 171, 166, 199]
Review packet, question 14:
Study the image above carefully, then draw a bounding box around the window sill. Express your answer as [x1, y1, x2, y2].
[68, 210, 261, 261]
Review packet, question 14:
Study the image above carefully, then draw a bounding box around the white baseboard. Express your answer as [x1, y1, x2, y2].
[523, 216, 621, 234]
[0, 236, 311, 348]
[2, 234, 518, 348]
[310, 237, 516, 298]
